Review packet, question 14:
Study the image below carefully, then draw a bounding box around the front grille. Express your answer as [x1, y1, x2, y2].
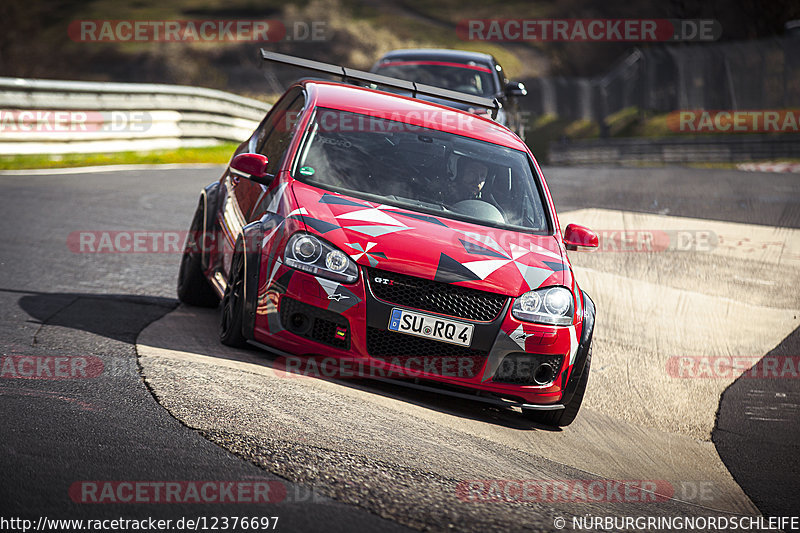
[367, 268, 507, 322]
[280, 297, 350, 349]
[366, 327, 486, 378]
[492, 353, 564, 385]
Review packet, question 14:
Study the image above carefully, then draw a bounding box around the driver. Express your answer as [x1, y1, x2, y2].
[462, 73, 482, 94]
[448, 158, 488, 203]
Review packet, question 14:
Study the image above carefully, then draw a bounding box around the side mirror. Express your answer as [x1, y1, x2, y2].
[563, 224, 598, 251]
[230, 153, 272, 185]
[505, 81, 527, 97]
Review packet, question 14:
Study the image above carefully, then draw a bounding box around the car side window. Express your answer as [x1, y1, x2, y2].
[256, 91, 306, 176]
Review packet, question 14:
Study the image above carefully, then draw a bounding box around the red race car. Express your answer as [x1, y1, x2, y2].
[178, 51, 599, 426]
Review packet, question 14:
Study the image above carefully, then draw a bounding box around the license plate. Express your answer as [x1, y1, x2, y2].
[388, 308, 474, 347]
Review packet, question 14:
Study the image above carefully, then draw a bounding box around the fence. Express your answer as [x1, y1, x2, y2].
[521, 36, 800, 123]
[549, 134, 800, 165]
[0, 77, 270, 155]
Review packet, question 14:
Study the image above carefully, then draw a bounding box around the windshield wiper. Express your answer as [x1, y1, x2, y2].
[387, 195, 448, 211]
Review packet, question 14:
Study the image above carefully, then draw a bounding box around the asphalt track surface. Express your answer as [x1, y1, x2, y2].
[1, 165, 798, 532]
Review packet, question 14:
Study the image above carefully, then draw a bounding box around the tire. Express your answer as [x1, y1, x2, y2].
[219, 244, 247, 348]
[523, 347, 591, 427]
[177, 201, 220, 308]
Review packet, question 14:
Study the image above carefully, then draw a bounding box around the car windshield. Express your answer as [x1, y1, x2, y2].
[292, 108, 550, 233]
[373, 61, 497, 98]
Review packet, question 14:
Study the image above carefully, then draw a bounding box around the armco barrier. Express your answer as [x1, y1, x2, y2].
[549, 135, 800, 165]
[0, 77, 270, 155]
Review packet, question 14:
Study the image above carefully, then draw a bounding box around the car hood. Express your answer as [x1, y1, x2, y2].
[289, 181, 571, 297]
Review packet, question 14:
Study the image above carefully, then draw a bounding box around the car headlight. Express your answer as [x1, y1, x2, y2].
[511, 286, 574, 326]
[284, 233, 358, 283]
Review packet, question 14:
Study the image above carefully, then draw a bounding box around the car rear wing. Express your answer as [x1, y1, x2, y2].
[260, 50, 501, 119]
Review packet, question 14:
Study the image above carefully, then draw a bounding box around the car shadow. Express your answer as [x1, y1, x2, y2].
[712, 325, 800, 521]
[14, 290, 559, 431]
[16, 289, 178, 345]
[136, 304, 561, 432]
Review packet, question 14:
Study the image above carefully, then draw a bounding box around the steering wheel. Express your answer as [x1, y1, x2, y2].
[454, 85, 480, 95]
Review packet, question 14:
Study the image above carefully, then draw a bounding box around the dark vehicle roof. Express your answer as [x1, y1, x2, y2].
[374, 49, 497, 67]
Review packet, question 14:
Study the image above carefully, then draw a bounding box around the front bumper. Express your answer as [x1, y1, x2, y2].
[253, 263, 592, 406]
